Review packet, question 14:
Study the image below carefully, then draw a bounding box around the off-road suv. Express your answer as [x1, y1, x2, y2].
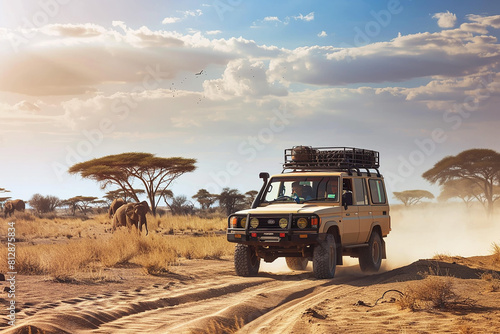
[227, 146, 391, 279]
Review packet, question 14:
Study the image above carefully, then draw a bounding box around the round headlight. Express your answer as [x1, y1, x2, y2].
[279, 218, 288, 229]
[250, 218, 259, 228]
[297, 218, 308, 229]
[240, 217, 247, 228]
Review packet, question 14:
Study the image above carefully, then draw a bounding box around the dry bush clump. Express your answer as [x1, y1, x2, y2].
[480, 271, 500, 292]
[432, 253, 456, 262]
[492, 242, 500, 262]
[397, 276, 476, 311]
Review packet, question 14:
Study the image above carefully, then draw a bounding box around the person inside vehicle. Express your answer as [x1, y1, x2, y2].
[292, 181, 313, 201]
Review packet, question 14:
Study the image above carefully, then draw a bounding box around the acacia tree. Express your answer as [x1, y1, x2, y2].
[218, 188, 246, 216]
[68, 153, 196, 216]
[169, 195, 195, 215]
[192, 189, 217, 210]
[393, 190, 434, 206]
[104, 188, 145, 203]
[244, 190, 258, 207]
[63, 196, 99, 216]
[0, 188, 10, 209]
[422, 149, 500, 215]
[438, 179, 482, 208]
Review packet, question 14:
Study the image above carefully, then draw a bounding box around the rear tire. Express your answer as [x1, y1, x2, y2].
[286, 257, 308, 271]
[359, 232, 382, 273]
[313, 234, 336, 279]
[234, 244, 260, 276]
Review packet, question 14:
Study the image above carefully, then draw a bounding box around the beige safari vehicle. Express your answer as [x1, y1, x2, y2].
[227, 146, 391, 279]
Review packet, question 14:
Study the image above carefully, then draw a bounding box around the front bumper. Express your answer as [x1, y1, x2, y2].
[227, 229, 323, 246]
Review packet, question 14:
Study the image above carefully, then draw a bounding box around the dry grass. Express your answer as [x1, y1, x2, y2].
[150, 215, 227, 234]
[397, 275, 476, 311]
[0, 212, 107, 240]
[492, 242, 500, 262]
[0, 213, 233, 281]
[479, 271, 500, 292]
[432, 253, 455, 262]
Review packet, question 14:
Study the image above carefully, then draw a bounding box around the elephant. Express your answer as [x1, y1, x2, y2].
[108, 198, 125, 218]
[4, 199, 25, 218]
[112, 201, 149, 235]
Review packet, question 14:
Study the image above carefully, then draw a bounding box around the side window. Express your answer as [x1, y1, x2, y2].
[369, 179, 387, 204]
[353, 178, 368, 205]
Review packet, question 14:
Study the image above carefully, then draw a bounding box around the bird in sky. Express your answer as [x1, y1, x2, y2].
[195, 70, 204, 75]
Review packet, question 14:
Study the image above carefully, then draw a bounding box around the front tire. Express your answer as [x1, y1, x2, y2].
[313, 234, 336, 279]
[359, 232, 382, 273]
[234, 244, 260, 276]
[286, 257, 308, 271]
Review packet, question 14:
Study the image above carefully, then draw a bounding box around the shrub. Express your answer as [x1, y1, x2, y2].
[492, 242, 500, 262]
[397, 276, 475, 311]
[29, 194, 61, 214]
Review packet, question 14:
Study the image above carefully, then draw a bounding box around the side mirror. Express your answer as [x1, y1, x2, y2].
[342, 192, 353, 210]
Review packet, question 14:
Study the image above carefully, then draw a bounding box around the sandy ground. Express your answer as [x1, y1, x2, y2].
[1, 254, 500, 334]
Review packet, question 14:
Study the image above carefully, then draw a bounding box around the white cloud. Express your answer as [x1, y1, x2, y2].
[203, 59, 287, 99]
[318, 31, 327, 37]
[432, 11, 457, 28]
[1, 14, 499, 99]
[42, 23, 106, 37]
[263, 16, 281, 23]
[268, 22, 500, 87]
[112, 21, 128, 32]
[183, 9, 203, 17]
[206, 30, 222, 35]
[294, 12, 314, 22]
[162, 17, 181, 24]
[253, 12, 314, 28]
[14, 101, 41, 113]
[467, 14, 500, 29]
[162, 9, 203, 24]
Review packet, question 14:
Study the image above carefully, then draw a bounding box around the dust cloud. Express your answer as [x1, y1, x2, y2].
[385, 204, 500, 269]
[259, 203, 500, 274]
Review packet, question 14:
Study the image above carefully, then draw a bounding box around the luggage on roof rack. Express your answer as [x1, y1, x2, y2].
[283, 146, 380, 171]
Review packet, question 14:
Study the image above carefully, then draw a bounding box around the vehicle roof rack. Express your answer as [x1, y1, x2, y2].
[283, 146, 381, 176]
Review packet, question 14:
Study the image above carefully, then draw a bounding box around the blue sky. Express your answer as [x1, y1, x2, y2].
[0, 0, 499, 206]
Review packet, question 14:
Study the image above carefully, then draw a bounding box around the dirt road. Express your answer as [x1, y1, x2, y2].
[3, 257, 500, 334]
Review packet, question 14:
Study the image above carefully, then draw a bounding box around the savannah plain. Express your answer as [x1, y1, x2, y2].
[1, 203, 500, 334]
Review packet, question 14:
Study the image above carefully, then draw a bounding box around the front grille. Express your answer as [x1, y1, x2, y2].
[249, 215, 311, 230]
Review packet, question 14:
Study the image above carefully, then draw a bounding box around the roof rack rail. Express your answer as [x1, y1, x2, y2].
[283, 146, 380, 175]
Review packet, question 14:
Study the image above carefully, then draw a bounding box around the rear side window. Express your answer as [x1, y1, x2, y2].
[353, 178, 368, 205]
[369, 179, 386, 204]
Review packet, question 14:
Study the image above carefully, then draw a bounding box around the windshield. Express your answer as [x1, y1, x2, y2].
[262, 176, 340, 204]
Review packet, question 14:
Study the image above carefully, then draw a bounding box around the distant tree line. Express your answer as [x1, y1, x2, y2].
[2, 148, 498, 217]
[21, 187, 258, 218]
[394, 149, 500, 216]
